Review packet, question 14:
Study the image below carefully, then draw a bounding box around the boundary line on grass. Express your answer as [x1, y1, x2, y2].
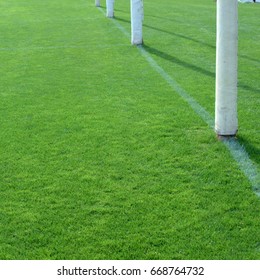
[97, 7, 260, 197]
[137, 47, 259, 196]
[139, 46, 260, 197]
[108, 8, 260, 196]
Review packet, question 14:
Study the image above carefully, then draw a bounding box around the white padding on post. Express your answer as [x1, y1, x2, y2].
[131, 0, 143, 45]
[95, 0, 101, 7]
[215, 0, 238, 136]
[106, 0, 114, 18]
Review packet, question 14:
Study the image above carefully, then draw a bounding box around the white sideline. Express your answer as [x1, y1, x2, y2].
[138, 47, 260, 197]
[97, 7, 260, 197]
[137, 46, 214, 129]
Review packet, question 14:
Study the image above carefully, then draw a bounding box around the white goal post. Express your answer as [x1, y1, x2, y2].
[215, 0, 238, 137]
[130, 0, 144, 45]
[106, 0, 114, 18]
[95, 0, 100, 7]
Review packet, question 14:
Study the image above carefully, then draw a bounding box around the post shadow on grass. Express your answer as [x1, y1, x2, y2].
[143, 23, 216, 50]
[144, 24, 260, 66]
[115, 17, 131, 24]
[143, 44, 215, 78]
[238, 136, 260, 165]
[145, 14, 184, 24]
[142, 26, 260, 94]
[144, 24, 260, 67]
[114, 8, 129, 14]
[240, 54, 260, 65]
[114, 19, 259, 93]
[238, 83, 260, 94]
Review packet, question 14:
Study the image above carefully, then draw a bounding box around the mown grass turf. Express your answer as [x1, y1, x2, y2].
[0, 0, 259, 259]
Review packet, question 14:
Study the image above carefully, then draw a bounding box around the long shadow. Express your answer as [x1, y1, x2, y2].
[145, 14, 174, 21]
[117, 19, 215, 51]
[144, 24, 260, 66]
[114, 8, 129, 14]
[238, 83, 260, 94]
[143, 45, 215, 78]
[240, 54, 260, 65]
[115, 17, 131, 24]
[143, 23, 216, 50]
[145, 14, 185, 24]
[116, 19, 260, 66]
[144, 46, 260, 93]
[115, 19, 259, 93]
[238, 136, 260, 165]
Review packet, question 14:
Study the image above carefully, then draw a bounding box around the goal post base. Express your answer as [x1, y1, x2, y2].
[217, 134, 237, 141]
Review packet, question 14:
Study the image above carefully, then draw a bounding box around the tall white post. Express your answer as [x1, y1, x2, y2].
[106, 0, 114, 18]
[215, 0, 238, 137]
[131, 0, 143, 45]
[95, 0, 101, 7]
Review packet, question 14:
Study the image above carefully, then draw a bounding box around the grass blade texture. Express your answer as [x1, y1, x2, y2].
[0, 0, 259, 259]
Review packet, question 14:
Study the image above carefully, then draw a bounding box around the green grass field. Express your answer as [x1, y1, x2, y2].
[0, 0, 259, 260]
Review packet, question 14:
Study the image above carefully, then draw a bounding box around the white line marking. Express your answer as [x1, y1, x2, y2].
[97, 7, 260, 197]
[98, 7, 130, 39]
[137, 46, 215, 129]
[224, 140, 260, 197]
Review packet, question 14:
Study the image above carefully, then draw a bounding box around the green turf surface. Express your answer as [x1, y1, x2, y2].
[0, 0, 259, 259]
